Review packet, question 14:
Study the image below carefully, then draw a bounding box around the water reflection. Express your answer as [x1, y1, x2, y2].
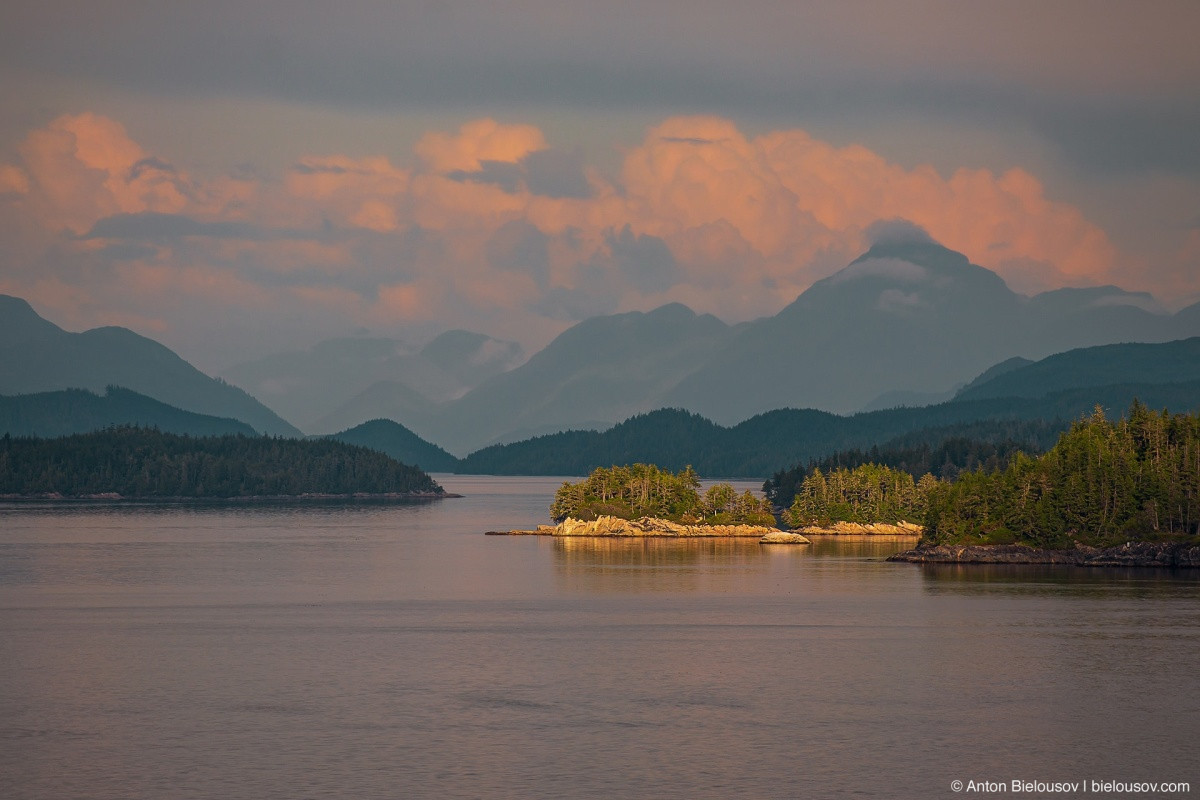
[915, 562, 1200, 599]
[802, 534, 917, 560]
[552, 537, 809, 593]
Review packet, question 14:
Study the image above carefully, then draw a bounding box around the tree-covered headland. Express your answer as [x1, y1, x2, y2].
[773, 402, 1200, 548]
[923, 403, 1200, 548]
[0, 427, 443, 498]
[550, 464, 775, 526]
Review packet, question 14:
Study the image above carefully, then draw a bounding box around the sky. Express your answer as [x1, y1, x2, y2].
[1, 0, 1198, 372]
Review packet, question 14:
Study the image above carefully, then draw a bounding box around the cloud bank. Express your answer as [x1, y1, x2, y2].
[0, 112, 1146, 369]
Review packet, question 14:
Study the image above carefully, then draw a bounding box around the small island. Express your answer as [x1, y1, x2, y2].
[888, 402, 1200, 567]
[488, 464, 809, 543]
[0, 427, 449, 500]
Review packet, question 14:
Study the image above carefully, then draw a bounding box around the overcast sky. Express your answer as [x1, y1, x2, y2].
[1, 0, 1198, 371]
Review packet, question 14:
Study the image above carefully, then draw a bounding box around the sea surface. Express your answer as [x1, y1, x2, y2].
[2, 476, 1198, 799]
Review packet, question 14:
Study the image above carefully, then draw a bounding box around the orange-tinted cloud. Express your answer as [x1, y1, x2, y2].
[414, 118, 547, 173]
[0, 111, 1181, 368]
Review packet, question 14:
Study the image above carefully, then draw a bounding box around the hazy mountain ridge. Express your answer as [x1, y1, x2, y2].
[8, 238, 1200, 453]
[0, 296, 299, 436]
[662, 240, 1194, 423]
[419, 303, 732, 453]
[955, 338, 1200, 402]
[456, 379, 1200, 477]
[223, 329, 524, 432]
[0, 387, 257, 438]
[348, 240, 1199, 451]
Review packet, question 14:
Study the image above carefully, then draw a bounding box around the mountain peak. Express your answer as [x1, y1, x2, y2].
[849, 240, 972, 274]
[0, 295, 65, 342]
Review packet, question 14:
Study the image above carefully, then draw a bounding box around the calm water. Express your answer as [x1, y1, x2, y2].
[2, 476, 1198, 799]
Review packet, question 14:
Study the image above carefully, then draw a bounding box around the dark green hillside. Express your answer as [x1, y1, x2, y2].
[0, 427, 443, 498]
[956, 356, 1034, 395]
[458, 409, 724, 475]
[0, 387, 257, 438]
[956, 338, 1200, 402]
[457, 379, 1200, 478]
[327, 418, 460, 472]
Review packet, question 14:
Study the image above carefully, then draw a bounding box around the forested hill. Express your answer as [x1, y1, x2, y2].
[1, 386, 258, 438]
[455, 379, 1200, 477]
[0, 428, 444, 499]
[326, 418, 460, 473]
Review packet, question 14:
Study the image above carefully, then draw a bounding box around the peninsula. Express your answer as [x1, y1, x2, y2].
[887, 403, 1200, 567]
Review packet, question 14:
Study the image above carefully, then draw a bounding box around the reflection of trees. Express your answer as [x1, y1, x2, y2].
[552, 538, 758, 594]
[803, 535, 921, 560]
[916, 563, 1200, 598]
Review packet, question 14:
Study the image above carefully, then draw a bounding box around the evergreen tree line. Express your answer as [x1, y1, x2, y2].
[785, 464, 939, 527]
[550, 464, 775, 526]
[0, 427, 442, 498]
[779, 403, 1200, 547]
[764, 434, 1045, 508]
[924, 402, 1200, 548]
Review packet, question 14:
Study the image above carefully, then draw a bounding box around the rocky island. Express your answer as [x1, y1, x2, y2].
[488, 513, 808, 543]
[489, 464, 810, 544]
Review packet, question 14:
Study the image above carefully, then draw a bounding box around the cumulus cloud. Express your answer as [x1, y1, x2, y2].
[0, 110, 1160, 369]
[415, 119, 546, 173]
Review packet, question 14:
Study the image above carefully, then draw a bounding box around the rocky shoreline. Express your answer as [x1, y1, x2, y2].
[798, 521, 922, 536]
[487, 515, 810, 544]
[888, 541, 1200, 568]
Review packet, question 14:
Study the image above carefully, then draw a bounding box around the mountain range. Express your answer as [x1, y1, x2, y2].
[222, 329, 524, 433]
[5, 237, 1200, 456]
[456, 340, 1200, 477]
[0, 295, 299, 436]
[0, 387, 257, 438]
[323, 239, 1200, 453]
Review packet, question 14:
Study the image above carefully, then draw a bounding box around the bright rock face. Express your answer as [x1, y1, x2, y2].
[498, 515, 786, 538]
[758, 531, 812, 544]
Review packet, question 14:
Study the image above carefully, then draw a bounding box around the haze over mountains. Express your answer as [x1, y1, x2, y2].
[222, 329, 524, 432]
[323, 237, 1200, 454]
[456, 338, 1200, 476]
[662, 240, 1198, 424]
[5, 235, 1200, 457]
[0, 296, 299, 437]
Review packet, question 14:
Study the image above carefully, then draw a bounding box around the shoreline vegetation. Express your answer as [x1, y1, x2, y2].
[880, 402, 1200, 567]
[491, 464, 808, 543]
[491, 400, 1200, 565]
[0, 427, 447, 500]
